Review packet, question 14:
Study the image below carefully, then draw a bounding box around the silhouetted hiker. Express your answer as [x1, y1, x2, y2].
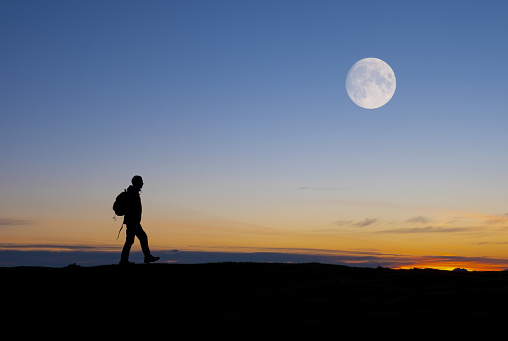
[119, 175, 160, 265]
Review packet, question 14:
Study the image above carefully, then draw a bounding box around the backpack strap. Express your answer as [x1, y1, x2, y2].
[116, 223, 125, 240]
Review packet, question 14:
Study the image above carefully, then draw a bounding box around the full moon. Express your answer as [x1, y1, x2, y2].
[346, 58, 396, 109]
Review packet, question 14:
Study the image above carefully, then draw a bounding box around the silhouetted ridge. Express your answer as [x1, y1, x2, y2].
[3, 263, 508, 334]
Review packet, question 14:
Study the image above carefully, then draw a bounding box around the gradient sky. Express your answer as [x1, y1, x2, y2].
[2, 0, 508, 270]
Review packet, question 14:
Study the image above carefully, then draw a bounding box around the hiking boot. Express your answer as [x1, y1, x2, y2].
[119, 260, 135, 266]
[144, 255, 160, 264]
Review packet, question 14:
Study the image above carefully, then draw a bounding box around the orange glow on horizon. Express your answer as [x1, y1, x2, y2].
[394, 263, 505, 272]
[3, 216, 508, 272]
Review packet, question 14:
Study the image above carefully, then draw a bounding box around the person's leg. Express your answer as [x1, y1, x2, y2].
[135, 225, 151, 258]
[120, 226, 136, 263]
[136, 225, 160, 263]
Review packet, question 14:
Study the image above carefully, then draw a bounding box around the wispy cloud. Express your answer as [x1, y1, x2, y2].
[334, 218, 379, 228]
[0, 243, 116, 252]
[0, 218, 33, 226]
[353, 218, 378, 227]
[473, 241, 508, 246]
[485, 214, 508, 225]
[298, 186, 349, 191]
[334, 220, 353, 227]
[405, 216, 431, 224]
[376, 226, 473, 234]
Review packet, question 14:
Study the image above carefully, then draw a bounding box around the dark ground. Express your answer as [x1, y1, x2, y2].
[2, 262, 508, 336]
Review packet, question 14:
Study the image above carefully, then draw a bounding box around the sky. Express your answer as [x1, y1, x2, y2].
[2, 0, 508, 270]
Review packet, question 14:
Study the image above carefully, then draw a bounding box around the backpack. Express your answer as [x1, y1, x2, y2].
[113, 190, 128, 216]
[113, 190, 128, 239]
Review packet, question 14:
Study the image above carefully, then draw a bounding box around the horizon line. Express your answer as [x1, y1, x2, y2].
[1, 242, 508, 271]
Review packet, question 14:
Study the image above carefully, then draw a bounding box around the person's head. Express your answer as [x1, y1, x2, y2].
[132, 175, 144, 190]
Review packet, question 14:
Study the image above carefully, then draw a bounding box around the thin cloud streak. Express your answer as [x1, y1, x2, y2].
[353, 218, 378, 227]
[0, 243, 117, 252]
[473, 241, 508, 246]
[375, 226, 474, 234]
[0, 218, 34, 226]
[334, 218, 379, 228]
[298, 187, 350, 191]
[405, 216, 431, 224]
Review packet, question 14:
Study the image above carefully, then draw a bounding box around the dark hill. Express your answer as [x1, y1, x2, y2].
[3, 263, 508, 335]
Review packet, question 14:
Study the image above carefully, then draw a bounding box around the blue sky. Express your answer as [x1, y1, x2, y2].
[2, 1, 508, 269]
